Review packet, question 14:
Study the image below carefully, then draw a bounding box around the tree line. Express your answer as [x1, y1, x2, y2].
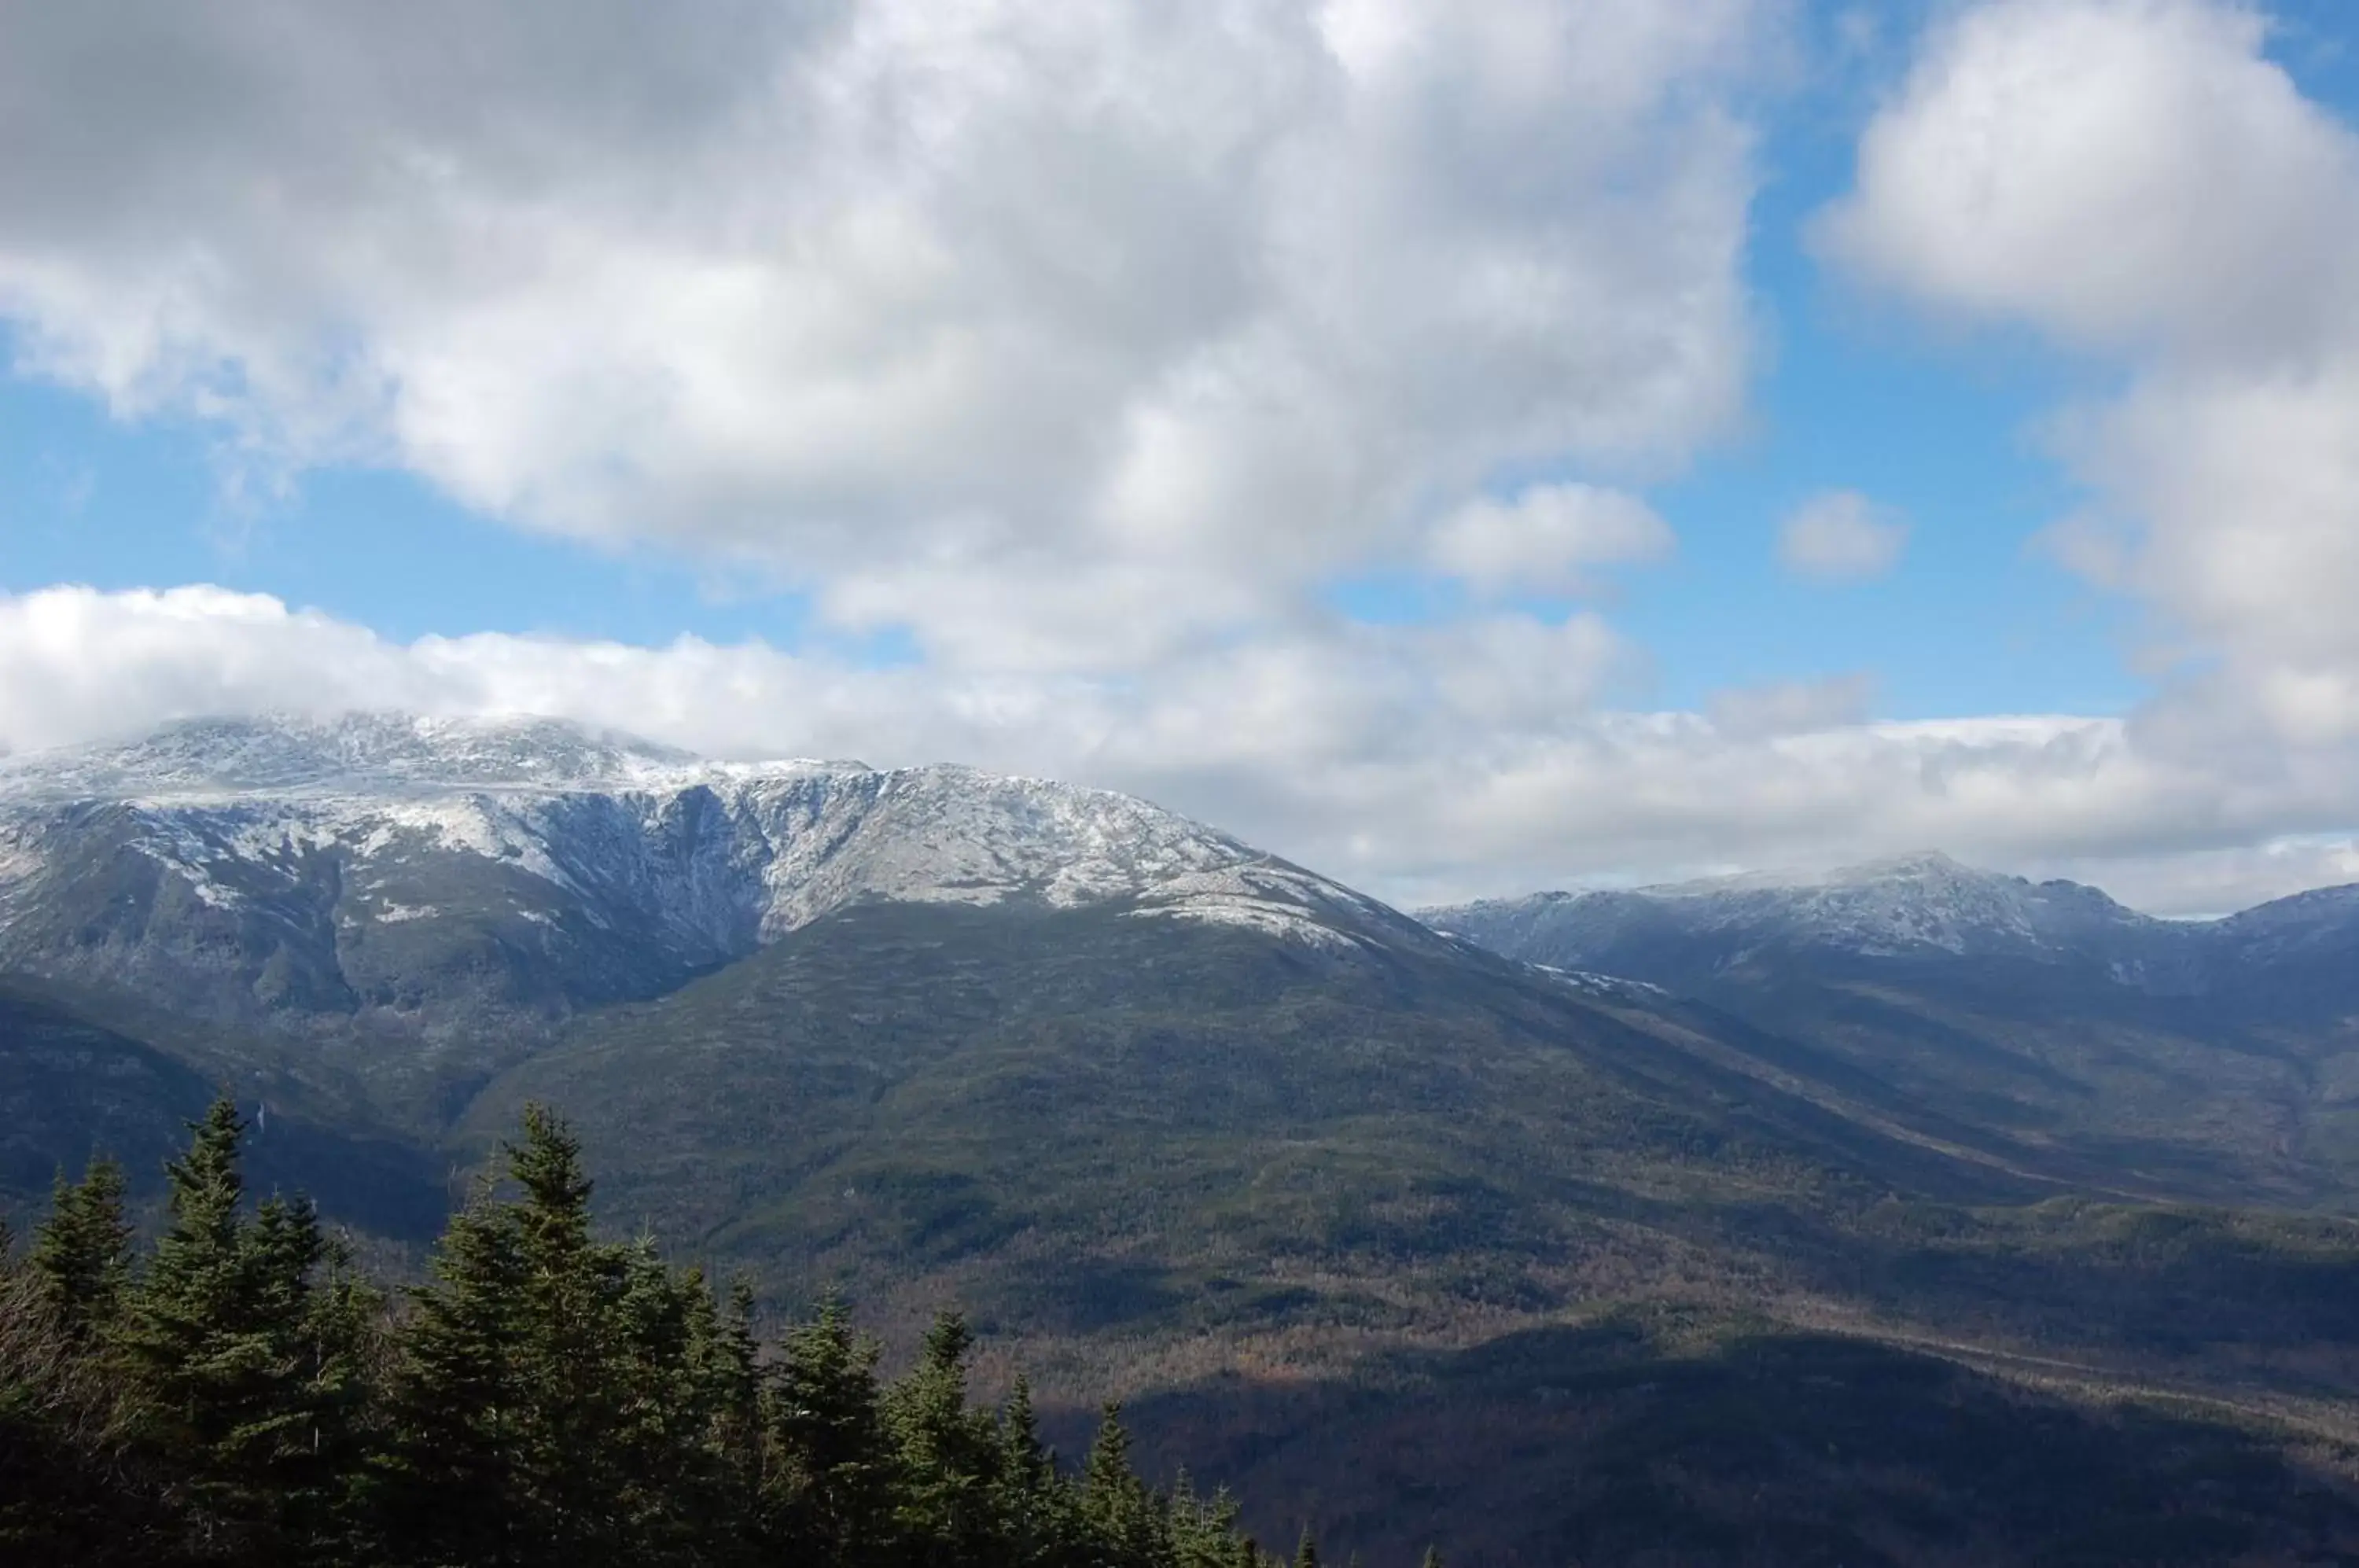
[2, 1099, 1384, 1568]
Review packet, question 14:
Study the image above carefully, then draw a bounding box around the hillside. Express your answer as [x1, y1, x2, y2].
[451, 896, 2359, 1559]
[0, 977, 444, 1237]
[459, 896, 2034, 1320]
[7, 719, 2359, 1561]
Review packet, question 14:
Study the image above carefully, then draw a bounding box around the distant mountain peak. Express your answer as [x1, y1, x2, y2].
[1425, 849, 2170, 970]
[1831, 848, 1973, 881]
[1643, 848, 1993, 899]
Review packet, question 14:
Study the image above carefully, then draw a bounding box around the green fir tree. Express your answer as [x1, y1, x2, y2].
[768, 1294, 895, 1562]
[30, 1154, 133, 1344]
[1, 1102, 1302, 1568]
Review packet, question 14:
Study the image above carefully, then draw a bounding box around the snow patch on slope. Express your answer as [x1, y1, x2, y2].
[1533, 964, 1669, 1001]
[1124, 863, 1405, 953]
[0, 714, 1411, 964]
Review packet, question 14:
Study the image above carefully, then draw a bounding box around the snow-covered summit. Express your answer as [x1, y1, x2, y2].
[1643, 848, 1971, 896]
[1429, 852, 2359, 1020]
[1422, 849, 2171, 970]
[0, 712, 848, 801]
[1619, 849, 2158, 957]
[0, 715, 1429, 1032]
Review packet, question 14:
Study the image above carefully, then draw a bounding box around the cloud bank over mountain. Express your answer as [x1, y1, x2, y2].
[3, 0, 2357, 915]
[5, 582, 2355, 915]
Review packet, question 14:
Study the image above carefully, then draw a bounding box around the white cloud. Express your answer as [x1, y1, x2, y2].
[1817, 0, 2359, 356]
[1777, 489, 1908, 580]
[0, 0, 1767, 670]
[2047, 835, 2359, 920]
[1706, 673, 1877, 738]
[7, 583, 2359, 915]
[1818, 0, 2359, 755]
[1428, 482, 1674, 598]
[9, 2, 2359, 918]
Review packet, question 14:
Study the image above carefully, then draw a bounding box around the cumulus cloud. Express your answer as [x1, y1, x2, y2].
[1706, 673, 1877, 738]
[12, 2, 2359, 917]
[0, 0, 1766, 669]
[1818, 0, 2359, 751]
[1817, 0, 2359, 356]
[1777, 489, 1908, 581]
[1428, 482, 1674, 597]
[9, 584, 2359, 914]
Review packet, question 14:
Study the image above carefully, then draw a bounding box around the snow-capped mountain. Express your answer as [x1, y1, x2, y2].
[1426, 851, 2166, 963]
[0, 714, 1426, 1035]
[1422, 851, 2357, 1003]
[1637, 852, 2166, 955]
[0, 713, 709, 800]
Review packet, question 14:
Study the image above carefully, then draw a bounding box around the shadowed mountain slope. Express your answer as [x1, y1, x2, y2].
[0, 977, 446, 1236]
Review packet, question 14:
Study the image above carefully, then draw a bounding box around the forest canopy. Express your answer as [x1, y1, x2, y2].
[0, 1099, 1341, 1568]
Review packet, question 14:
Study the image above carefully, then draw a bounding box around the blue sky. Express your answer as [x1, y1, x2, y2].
[3, 0, 2358, 911]
[12, 0, 2295, 720]
[0, 38, 2133, 718]
[0, 369, 828, 652]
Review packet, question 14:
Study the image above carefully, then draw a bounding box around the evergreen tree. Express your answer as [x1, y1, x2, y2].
[886, 1310, 1004, 1566]
[382, 1174, 532, 1566]
[709, 1276, 764, 1470]
[1170, 1473, 1251, 1568]
[767, 1294, 894, 1562]
[123, 1099, 251, 1408]
[1084, 1402, 1168, 1566]
[1081, 1399, 1137, 1512]
[120, 1097, 328, 1548]
[605, 1239, 713, 1562]
[999, 1375, 1050, 1493]
[4, 1102, 1301, 1568]
[1, 1245, 171, 1564]
[994, 1375, 1076, 1566]
[682, 1272, 766, 1561]
[267, 1214, 383, 1559]
[386, 1103, 650, 1566]
[385, 1105, 745, 1567]
[504, 1104, 638, 1562]
[30, 1155, 133, 1344]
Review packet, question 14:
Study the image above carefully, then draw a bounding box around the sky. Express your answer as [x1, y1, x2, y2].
[4, 0, 2359, 915]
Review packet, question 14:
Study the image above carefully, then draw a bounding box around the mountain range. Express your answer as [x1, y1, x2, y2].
[1424, 849, 2359, 1007]
[1426, 856, 2359, 1208]
[6, 715, 2359, 1563]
